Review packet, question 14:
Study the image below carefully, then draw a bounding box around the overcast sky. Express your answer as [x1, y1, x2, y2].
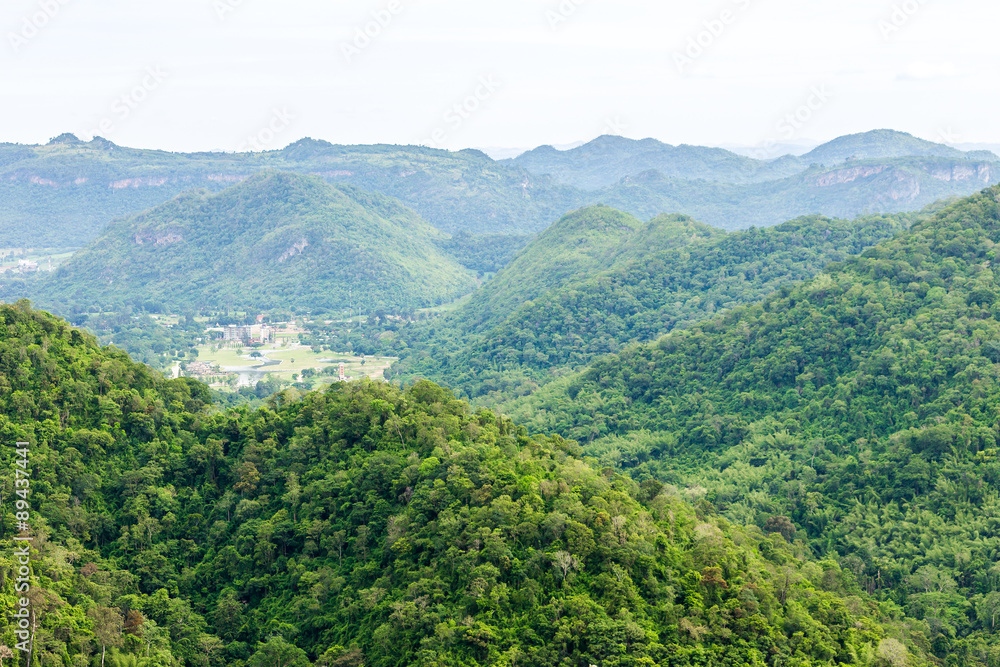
[1, 0, 997, 154]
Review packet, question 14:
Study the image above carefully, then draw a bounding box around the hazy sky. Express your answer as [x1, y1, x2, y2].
[1, 0, 997, 153]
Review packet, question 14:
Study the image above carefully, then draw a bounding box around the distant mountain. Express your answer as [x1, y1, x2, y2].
[512, 130, 998, 191]
[31, 172, 476, 313]
[389, 207, 916, 402]
[0, 135, 578, 246]
[2, 130, 998, 249]
[798, 129, 995, 165]
[510, 135, 803, 189]
[601, 155, 999, 231]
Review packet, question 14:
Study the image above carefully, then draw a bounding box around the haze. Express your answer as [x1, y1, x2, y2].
[1, 0, 997, 153]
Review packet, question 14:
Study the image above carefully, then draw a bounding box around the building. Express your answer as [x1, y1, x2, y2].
[223, 324, 272, 346]
[17, 260, 38, 273]
[185, 361, 218, 377]
[338, 363, 346, 382]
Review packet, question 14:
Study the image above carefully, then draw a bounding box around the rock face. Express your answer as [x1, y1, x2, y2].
[278, 238, 309, 262]
[813, 165, 890, 187]
[134, 232, 183, 246]
[926, 163, 996, 183]
[111, 177, 170, 189]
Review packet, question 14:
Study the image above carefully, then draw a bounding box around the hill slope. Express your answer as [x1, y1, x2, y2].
[0, 302, 936, 667]
[511, 184, 1000, 660]
[0, 136, 577, 246]
[452, 206, 648, 334]
[33, 172, 476, 313]
[2, 131, 997, 249]
[390, 210, 914, 403]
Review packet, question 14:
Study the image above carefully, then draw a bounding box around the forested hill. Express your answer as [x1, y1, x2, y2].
[28, 172, 477, 314]
[452, 206, 652, 334]
[510, 184, 1000, 661]
[0, 302, 938, 666]
[389, 208, 916, 405]
[3, 131, 997, 248]
[0, 136, 579, 246]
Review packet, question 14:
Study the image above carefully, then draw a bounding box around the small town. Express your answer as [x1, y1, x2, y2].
[174, 317, 394, 391]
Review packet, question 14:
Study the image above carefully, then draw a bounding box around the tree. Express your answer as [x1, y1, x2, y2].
[0, 645, 14, 667]
[247, 636, 309, 667]
[88, 606, 124, 667]
[551, 551, 579, 580]
[197, 634, 225, 667]
[877, 638, 909, 667]
[978, 592, 1000, 629]
[282, 473, 302, 522]
[234, 461, 261, 497]
[764, 515, 797, 542]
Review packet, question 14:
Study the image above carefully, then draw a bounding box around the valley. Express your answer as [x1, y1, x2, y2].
[187, 338, 395, 392]
[4, 130, 1000, 667]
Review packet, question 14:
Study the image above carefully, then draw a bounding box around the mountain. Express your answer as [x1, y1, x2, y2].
[0, 302, 940, 666]
[389, 208, 915, 403]
[601, 155, 999, 231]
[453, 206, 647, 333]
[511, 130, 998, 191]
[3, 131, 998, 250]
[510, 135, 802, 189]
[510, 184, 1000, 660]
[0, 135, 578, 247]
[29, 172, 477, 313]
[799, 129, 995, 166]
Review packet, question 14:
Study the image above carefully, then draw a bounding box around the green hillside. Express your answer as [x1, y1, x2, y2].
[2, 132, 997, 250]
[0, 136, 578, 247]
[454, 206, 648, 334]
[390, 209, 914, 405]
[0, 302, 938, 666]
[31, 172, 476, 314]
[510, 184, 1000, 661]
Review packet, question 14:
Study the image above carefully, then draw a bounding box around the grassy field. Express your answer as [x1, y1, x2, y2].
[195, 340, 394, 391]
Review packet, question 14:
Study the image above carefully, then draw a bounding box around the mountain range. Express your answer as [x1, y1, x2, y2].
[2, 129, 996, 248]
[6, 139, 1000, 666]
[511, 129, 997, 189]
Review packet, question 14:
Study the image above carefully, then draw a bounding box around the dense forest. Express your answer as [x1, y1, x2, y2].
[388, 206, 919, 406]
[0, 302, 945, 666]
[506, 184, 1000, 663]
[21, 172, 477, 315]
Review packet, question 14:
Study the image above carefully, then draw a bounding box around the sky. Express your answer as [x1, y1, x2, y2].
[1, 0, 998, 155]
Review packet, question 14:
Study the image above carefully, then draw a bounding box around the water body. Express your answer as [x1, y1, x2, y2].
[223, 355, 282, 387]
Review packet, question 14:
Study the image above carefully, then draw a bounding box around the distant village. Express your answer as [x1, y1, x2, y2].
[178, 318, 362, 387]
[0, 258, 48, 274]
